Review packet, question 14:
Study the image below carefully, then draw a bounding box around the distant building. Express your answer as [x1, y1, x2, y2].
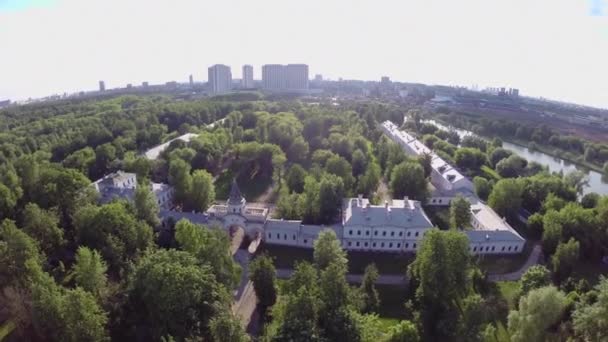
[314, 74, 323, 82]
[126, 83, 132, 89]
[0, 99, 11, 108]
[262, 64, 286, 90]
[99, 81, 105, 92]
[241, 65, 254, 88]
[262, 64, 309, 91]
[142, 81, 149, 87]
[189, 74, 194, 86]
[208, 64, 232, 94]
[381, 76, 391, 84]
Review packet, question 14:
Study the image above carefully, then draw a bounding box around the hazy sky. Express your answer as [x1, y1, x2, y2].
[1, 0, 607, 108]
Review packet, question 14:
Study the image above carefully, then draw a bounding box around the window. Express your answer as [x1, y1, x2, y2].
[348, 241, 352, 247]
[473, 247, 477, 252]
[501, 246, 505, 251]
[364, 242, 368, 247]
[486, 246, 489, 252]
[407, 232, 411, 237]
[389, 243, 393, 248]
[508, 246, 512, 251]
[514, 246, 518, 252]
[381, 242, 385, 247]
[268, 233, 271, 239]
[374, 231, 378, 236]
[357, 230, 361, 236]
[399, 231, 403, 237]
[382, 231, 386, 236]
[233, 208, 236, 213]
[284, 234, 287, 240]
[432, 199, 436, 203]
[293, 234, 296, 240]
[356, 242, 360, 247]
[366, 231, 370, 236]
[373, 242, 376, 247]
[491, 246, 495, 251]
[349, 230, 353, 235]
[438, 199, 442, 204]
[397, 243, 401, 248]
[304, 239, 308, 244]
[276, 233, 280, 239]
[405, 243, 409, 248]
[391, 231, 395, 237]
[415, 232, 419, 237]
[413, 243, 417, 249]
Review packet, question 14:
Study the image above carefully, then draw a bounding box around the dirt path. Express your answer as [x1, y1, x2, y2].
[376, 179, 391, 202]
[487, 244, 543, 282]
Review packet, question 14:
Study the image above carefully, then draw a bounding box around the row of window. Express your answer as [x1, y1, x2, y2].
[347, 229, 424, 238]
[346, 240, 417, 250]
[430, 198, 448, 204]
[472, 245, 519, 253]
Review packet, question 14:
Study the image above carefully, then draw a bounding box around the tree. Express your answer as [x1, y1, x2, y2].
[313, 229, 348, 271]
[94, 143, 116, 177]
[168, 158, 192, 207]
[449, 195, 471, 229]
[0, 182, 18, 219]
[174, 219, 241, 288]
[457, 294, 486, 341]
[418, 153, 433, 178]
[454, 147, 487, 171]
[496, 155, 527, 178]
[286, 164, 307, 193]
[357, 161, 381, 197]
[473, 176, 491, 201]
[461, 136, 488, 152]
[209, 312, 250, 342]
[317, 174, 345, 223]
[390, 161, 428, 201]
[286, 136, 310, 164]
[541, 210, 563, 256]
[580, 192, 600, 208]
[564, 170, 589, 196]
[249, 253, 277, 309]
[0, 219, 42, 288]
[409, 229, 471, 340]
[488, 179, 523, 219]
[21, 203, 64, 256]
[272, 287, 322, 342]
[508, 286, 567, 342]
[520, 265, 551, 294]
[325, 155, 355, 194]
[189, 169, 215, 212]
[551, 238, 580, 283]
[384, 320, 420, 342]
[74, 202, 153, 274]
[73, 246, 108, 298]
[134, 183, 161, 227]
[489, 148, 513, 168]
[318, 263, 361, 342]
[360, 263, 380, 313]
[125, 249, 230, 340]
[351, 149, 368, 177]
[572, 276, 608, 341]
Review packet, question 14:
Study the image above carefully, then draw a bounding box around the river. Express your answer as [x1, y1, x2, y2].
[422, 119, 608, 196]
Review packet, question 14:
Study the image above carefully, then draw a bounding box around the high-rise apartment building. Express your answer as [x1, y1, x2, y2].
[189, 74, 194, 86]
[207, 64, 232, 94]
[286, 64, 309, 90]
[262, 64, 309, 91]
[241, 65, 254, 88]
[99, 81, 105, 92]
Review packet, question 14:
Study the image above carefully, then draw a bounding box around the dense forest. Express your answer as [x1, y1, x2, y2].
[0, 95, 607, 341]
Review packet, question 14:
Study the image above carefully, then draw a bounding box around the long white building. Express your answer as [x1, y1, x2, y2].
[380, 120, 525, 254]
[262, 64, 309, 91]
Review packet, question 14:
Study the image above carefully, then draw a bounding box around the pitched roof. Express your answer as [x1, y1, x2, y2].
[343, 198, 434, 230]
[228, 179, 244, 205]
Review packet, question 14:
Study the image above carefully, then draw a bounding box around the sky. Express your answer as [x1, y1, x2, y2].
[1, 0, 607, 108]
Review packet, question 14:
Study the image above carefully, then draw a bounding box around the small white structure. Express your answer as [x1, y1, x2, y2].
[91, 171, 174, 211]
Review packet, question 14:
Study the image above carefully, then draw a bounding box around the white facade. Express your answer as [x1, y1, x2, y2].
[241, 65, 254, 88]
[262, 64, 309, 91]
[262, 64, 286, 90]
[208, 64, 232, 94]
[92, 171, 174, 212]
[286, 64, 309, 90]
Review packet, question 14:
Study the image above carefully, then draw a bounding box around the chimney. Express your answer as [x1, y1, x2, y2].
[385, 200, 389, 208]
[358, 194, 363, 206]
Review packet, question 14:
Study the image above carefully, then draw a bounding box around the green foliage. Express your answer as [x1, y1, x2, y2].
[190, 169, 215, 212]
[572, 276, 608, 341]
[357, 161, 381, 198]
[489, 148, 513, 168]
[520, 265, 551, 294]
[360, 263, 380, 314]
[473, 176, 492, 201]
[580, 192, 600, 208]
[488, 179, 523, 219]
[551, 238, 580, 283]
[496, 155, 527, 178]
[134, 183, 161, 227]
[286, 164, 307, 193]
[249, 254, 278, 308]
[313, 229, 348, 271]
[209, 312, 250, 342]
[455, 147, 487, 172]
[389, 161, 428, 201]
[73, 246, 108, 298]
[125, 249, 230, 340]
[21, 203, 64, 256]
[449, 195, 471, 229]
[0, 219, 42, 288]
[74, 201, 153, 274]
[508, 286, 567, 342]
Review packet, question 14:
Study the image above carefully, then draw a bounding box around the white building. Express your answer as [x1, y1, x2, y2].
[208, 64, 232, 94]
[380, 120, 525, 254]
[241, 65, 254, 88]
[262, 64, 309, 91]
[91, 171, 174, 211]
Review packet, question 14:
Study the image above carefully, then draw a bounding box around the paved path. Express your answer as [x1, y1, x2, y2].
[487, 244, 543, 282]
[276, 268, 408, 285]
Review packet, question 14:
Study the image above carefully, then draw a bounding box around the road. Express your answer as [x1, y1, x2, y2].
[487, 244, 543, 282]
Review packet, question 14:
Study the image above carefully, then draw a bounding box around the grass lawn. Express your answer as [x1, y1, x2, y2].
[258, 244, 414, 274]
[476, 241, 534, 274]
[497, 281, 521, 309]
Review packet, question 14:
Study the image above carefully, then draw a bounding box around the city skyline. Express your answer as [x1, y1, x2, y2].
[1, 0, 607, 108]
